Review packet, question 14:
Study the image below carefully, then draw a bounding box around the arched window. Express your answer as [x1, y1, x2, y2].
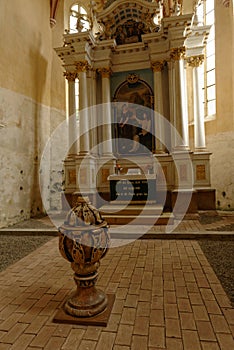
[196, 0, 216, 119]
[69, 3, 90, 33]
[68, 3, 90, 122]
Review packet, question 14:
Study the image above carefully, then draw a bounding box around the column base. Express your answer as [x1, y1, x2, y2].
[173, 145, 191, 152]
[155, 150, 167, 155]
[102, 153, 116, 159]
[78, 151, 90, 157]
[194, 147, 208, 153]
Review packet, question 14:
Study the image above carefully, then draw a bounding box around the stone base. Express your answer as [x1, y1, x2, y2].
[53, 294, 115, 327]
[196, 189, 216, 210]
[172, 190, 198, 215]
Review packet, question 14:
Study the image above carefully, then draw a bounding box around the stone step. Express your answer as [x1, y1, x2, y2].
[99, 203, 172, 225]
[100, 204, 163, 216]
[102, 213, 173, 225]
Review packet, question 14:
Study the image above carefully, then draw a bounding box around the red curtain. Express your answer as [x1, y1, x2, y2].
[50, 0, 59, 20]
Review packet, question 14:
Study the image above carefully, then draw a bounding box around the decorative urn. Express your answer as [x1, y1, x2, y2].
[58, 196, 110, 317]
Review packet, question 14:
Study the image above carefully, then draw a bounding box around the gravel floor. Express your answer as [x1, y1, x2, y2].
[199, 239, 234, 306]
[0, 235, 54, 272]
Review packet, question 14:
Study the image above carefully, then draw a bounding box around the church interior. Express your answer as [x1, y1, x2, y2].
[0, 0, 233, 228]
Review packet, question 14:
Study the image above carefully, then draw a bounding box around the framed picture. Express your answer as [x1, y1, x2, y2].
[113, 76, 155, 155]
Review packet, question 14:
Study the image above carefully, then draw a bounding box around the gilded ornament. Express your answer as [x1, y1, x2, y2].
[151, 61, 165, 72]
[186, 55, 204, 67]
[64, 71, 78, 81]
[170, 47, 186, 60]
[97, 67, 112, 78]
[127, 73, 139, 84]
[76, 60, 90, 72]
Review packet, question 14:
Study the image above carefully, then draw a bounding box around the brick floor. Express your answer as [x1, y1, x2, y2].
[0, 237, 234, 349]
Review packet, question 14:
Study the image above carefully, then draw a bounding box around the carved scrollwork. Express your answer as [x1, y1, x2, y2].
[186, 55, 204, 67]
[64, 71, 78, 81]
[97, 67, 112, 78]
[127, 73, 139, 84]
[76, 60, 90, 73]
[170, 47, 186, 60]
[151, 61, 165, 72]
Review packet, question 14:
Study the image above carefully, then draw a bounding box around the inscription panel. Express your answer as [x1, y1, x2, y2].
[110, 179, 156, 202]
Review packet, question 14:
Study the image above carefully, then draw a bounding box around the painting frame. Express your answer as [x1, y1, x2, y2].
[113, 76, 155, 156]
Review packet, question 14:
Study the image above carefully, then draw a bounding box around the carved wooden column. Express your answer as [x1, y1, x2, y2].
[64, 71, 78, 156]
[152, 61, 166, 153]
[98, 68, 113, 157]
[170, 47, 189, 150]
[76, 61, 90, 156]
[187, 55, 207, 151]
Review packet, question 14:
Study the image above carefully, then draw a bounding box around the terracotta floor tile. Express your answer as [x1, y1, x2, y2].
[0, 237, 233, 350]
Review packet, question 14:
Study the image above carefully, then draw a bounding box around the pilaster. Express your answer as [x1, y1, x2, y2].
[152, 61, 166, 153]
[64, 71, 78, 156]
[97, 67, 114, 158]
[76, 60, 91, 156]
[187, 55, 207, 152]
[170, 47, 190, 151]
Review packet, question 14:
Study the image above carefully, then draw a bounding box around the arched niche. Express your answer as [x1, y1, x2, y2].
[112, 75, 155, 155]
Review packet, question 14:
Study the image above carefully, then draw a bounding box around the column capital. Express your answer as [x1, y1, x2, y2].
[186, 55, 204, 68]
[64, 71, 77, 81]
[170, 47, 186, 61]
[76, 60, 90, 73]
[97, 67, 112, 78]
[151, 61, 165, 72]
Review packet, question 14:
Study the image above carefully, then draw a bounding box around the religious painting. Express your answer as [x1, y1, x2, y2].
[113, 75, 154, 155]
[114, 20, 148, 45]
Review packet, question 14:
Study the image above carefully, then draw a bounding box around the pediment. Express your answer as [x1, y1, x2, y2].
[96, 0, 162, 44]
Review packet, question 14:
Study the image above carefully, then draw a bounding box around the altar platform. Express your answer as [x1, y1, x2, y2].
[99, 172, 171, 225]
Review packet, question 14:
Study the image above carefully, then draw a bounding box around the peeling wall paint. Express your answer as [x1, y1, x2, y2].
[0, 87, 66, 228]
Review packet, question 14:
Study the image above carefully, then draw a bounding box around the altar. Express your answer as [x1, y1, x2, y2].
[55, 0, 216, 218]
[100, 171, 166, 225]
[109, 173, 156, 204]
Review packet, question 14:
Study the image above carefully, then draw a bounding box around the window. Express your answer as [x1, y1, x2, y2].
[196, 0, 216, 118]
[69, 3, 90, 33]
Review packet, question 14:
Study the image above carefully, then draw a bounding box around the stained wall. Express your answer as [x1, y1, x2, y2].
[202, 1, 233, 209]
[0, 0, 66, 228]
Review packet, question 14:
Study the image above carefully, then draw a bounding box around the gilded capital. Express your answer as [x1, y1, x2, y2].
[76, 60, 90, 73]
[97, 67, 112, 78]
[151, 61, 165, 72]
[186, 55, 204, 67]
[64, 71, 78, 81]
[170, 47, 186, 61]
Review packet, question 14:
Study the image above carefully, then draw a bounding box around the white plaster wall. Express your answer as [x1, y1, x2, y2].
[47, 109, 68, 212]
[207, 131, 234, 210]
[0, 87, 66, 228]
